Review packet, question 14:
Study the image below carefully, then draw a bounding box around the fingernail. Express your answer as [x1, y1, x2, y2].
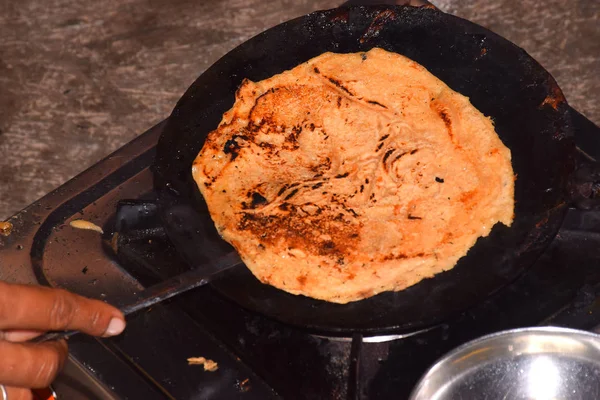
[104, 318, 126, 337]
[3, 330, 41, 342]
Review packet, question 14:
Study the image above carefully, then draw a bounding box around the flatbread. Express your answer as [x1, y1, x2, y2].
[192, 48, 514, 304]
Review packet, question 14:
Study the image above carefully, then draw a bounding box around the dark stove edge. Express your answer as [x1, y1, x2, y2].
[66, 336, 167, 400]
[29, 151, 156, 288]
[53, 355, 123, 400]
[0, 120, 166, 285]
[571, 106, 600, 162]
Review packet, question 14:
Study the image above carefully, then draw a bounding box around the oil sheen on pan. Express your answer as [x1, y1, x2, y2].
[192, 48, 515, 304]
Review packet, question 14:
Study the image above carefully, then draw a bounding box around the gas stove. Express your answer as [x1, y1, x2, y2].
[0, 104, 599, 399]
[2, 0, 600, 392]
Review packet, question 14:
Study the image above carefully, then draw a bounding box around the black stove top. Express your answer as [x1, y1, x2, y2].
[0, 104, 597, 399]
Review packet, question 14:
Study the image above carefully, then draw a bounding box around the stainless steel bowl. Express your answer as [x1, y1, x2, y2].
[410, 327, 600, 400]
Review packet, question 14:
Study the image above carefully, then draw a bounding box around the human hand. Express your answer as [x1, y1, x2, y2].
[0, 281, 126, 400]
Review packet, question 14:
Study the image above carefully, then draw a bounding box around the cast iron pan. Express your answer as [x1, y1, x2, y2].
[152, 5, 575, 335]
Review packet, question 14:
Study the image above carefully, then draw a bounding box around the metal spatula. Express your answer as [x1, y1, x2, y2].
[34, 251, 242, 343]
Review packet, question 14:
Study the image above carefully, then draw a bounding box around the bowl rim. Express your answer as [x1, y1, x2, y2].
[409, 326, 600, 400]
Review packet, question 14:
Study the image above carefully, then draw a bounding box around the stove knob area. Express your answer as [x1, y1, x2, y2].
[32, 386, 57, 400]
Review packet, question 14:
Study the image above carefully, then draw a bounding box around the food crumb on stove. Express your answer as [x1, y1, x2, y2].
[110, 232, 119, 253]
[69, 219, 104, 234]
[187, 357, 219, 371]
[236, 378, 251, 393]
[0, 221, 13, 237]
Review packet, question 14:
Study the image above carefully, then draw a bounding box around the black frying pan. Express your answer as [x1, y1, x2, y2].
[152, 4, 576, 335]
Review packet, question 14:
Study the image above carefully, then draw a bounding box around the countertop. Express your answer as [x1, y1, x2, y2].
[1, 0, 598, 219]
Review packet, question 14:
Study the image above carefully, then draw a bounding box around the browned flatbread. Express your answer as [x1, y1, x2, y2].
[192, 48, 514, 304]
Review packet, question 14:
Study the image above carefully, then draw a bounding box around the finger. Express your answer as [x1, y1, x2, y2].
[0, 330, 44, 342]
[0, 282, 125, 337]
[4, 387, 33, 400]
[0, 340, 67, 388]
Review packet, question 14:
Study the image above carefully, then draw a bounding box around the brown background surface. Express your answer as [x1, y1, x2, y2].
[1, 0, 599, 219]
